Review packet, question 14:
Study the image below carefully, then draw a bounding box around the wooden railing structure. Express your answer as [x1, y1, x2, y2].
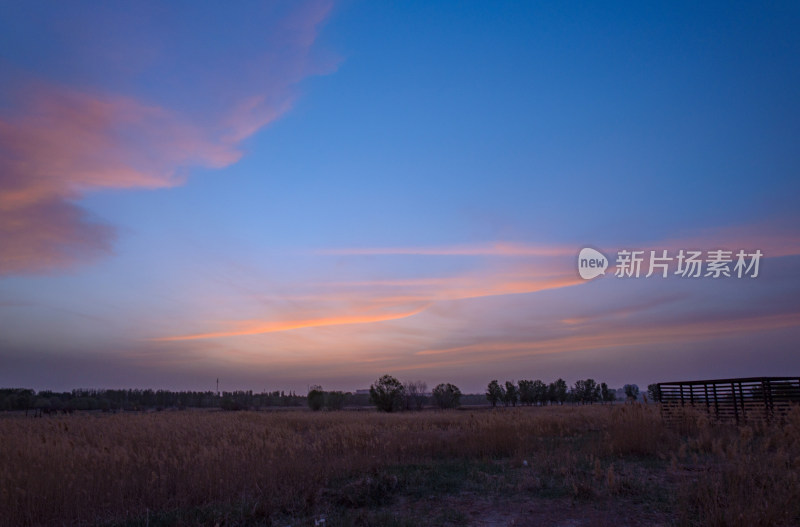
[657, 376, 800, 424]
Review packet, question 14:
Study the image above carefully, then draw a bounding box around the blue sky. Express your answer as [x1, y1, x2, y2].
[1, 1, 798, 393]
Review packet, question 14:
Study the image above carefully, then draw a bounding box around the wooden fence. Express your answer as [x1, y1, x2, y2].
[657, 376, 800, 424]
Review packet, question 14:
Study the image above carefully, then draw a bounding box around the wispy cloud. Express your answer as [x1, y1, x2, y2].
[318, 269, 583, 301]
[153, 304, 428, 341]
[148, 230, 798, 367]
[411, 311, 800, 370]
[613, 222, 800, 259]
[317, 242, 574, 257]
[150, 266, 583, 341]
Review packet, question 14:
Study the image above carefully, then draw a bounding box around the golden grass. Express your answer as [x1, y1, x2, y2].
[1, 404, 798, 526]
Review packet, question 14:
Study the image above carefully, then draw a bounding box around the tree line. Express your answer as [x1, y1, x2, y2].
[363, 375, 654, 413]
[363, 376, 463, 412]
[0, 388, 307, 413]
[486, 378, 630, 407]
[1, 379, 661, 415]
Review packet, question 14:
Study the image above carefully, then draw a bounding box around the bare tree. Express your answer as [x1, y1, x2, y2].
[403, 380, 428, 411]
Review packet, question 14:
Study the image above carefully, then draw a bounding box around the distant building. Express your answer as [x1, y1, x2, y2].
[355, 389, 371, 395]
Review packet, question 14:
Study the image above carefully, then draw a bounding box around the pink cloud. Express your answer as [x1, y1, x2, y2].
[0, 1, 335, 275]
[0, 197, 115, 274]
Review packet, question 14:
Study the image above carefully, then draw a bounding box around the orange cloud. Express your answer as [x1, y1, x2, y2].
[149, 259, 584, 342]
[153, 304, 429, 341]
[147, 225, 796, 348]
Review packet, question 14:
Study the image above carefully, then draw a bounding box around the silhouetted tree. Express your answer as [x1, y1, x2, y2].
[647, 384, 662, 403]
[307, 387, 324, 411]
[432, 383, 462, 409]
[601, 382, 615, 404]
[369, 375, 405, 412]
[548, 378, 568, 405]
[486, 380, 504, 407]
[403, 380, 428, 411]
[503, 381, 519, 407]
[623, 384, 640, 402]
[518, 380, 534, 405]
[573, 378, 601, 404]
[530, 380, 547, 406]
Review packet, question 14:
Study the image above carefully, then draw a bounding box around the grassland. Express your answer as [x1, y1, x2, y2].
[1, 404, 799, 526]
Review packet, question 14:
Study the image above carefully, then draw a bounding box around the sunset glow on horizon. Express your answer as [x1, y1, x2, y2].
[2, 1, 799, 394]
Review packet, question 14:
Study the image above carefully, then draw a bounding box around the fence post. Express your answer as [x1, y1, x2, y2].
[763, 379, 772, 422]
[712, 383, 719, 420]
[737, 382, 745, 422]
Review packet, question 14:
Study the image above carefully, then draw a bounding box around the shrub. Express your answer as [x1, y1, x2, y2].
[325, 391, 347, 411]
[308, 389, 324, 411]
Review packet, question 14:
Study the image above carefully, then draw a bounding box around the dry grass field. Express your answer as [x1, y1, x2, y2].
[1, 404, 799, 526]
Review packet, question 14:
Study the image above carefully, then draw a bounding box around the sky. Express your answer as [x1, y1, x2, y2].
[1, 1, 799, 394]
